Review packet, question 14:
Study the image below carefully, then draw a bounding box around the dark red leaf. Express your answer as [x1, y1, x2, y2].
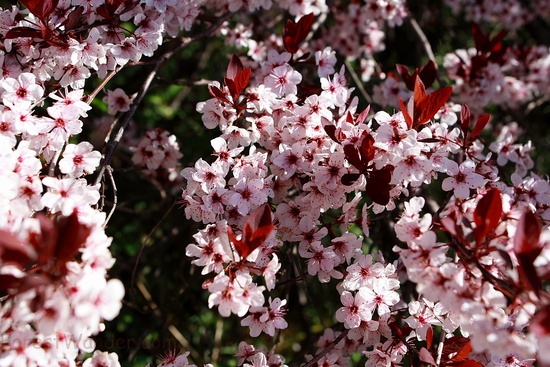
[226, 54, 244, 81]
[20, 0, 59, 20]
[396, 64, 415, 91]
[4, 26, 43, 39]
[441, 336, 471, 364]
[61, 6, 84, 31]
[283, 13, 315, 54]
[55, 212, 91, 265]
[472, 23, 487, 53]
[341, 173, 361, 186]
[0, 274, 23, 292]
[365, 166, 393, 205]
[470, 114, 490, 138]
[389, 321, 412, 339]
[323, 125, 344, 143]
[345, 111, 354, 125]
[529, 305, 550, 337]
[35, 213, 57, 266]
[234, 68, 251, 96]
[359, 132, 375, 164]
[460, 103, 471, 136]
[417, 138, 441, 143]
[343, 144, 365, 171]
[473, 188, 502, 244]
[426, 326, 433, 350]
[413, 75, 427, 102]
[224, 77, 237, 99]
[514, 210, 543, 294]
[0, 230, 36, 269]
[208, 85, 232, 105]
[416, 85, 453, 128]
[398, 97, 413, 129]
[230, 204, 275, 261]
[418, 60, 437, 89]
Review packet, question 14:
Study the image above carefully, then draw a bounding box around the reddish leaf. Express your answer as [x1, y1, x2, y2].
[460, 103, 471, 136]
[226, 54, 244, 81]
[283, 13, 315, 54]
[415, 85, 453, 128]
[470, 114, 490, 138]
[61, 6, 84, 31]
[0, 274, 23, 292]
[473, 188, 502, 244]
[20, 0, 59, 21]
[529, 305, 550, 337]
[323, 125, 345, 143]
[389, 321, 412, 339]
[229, 204, 275, 261]
[514, 210, 543, 294]
[341, 173, 361, 186]
[399, 77, 453, 130]
[417, 138, 441, 143]
[413, 74, 427, 102]
[234, 68, 251, 96]
[418, 60, 437, 89]
[365, 166, 393, 205]
[0, 230, 36, 269]
[396, 64, 415, 91]
[359, 132, 376, 164]
[224, 77, 237, 99]
[397, 61, 437, 91]
[398, 97, 413, 129]
[4, 26, 43, 40]
[441, 336, 471, 364]
[55, 212, 91, 265]
[426, 326, 434, 350]
[208, 85, 232, 105]
[343, 144, 365, 171]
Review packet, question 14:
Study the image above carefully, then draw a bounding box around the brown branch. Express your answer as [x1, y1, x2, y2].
[408, 16, 437, 67]
[103, 165, 117, 226]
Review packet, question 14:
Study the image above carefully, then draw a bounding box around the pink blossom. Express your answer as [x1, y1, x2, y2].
[442, 160, 487, 199]
[104, 88, 132, 115]
[264, 64, 302, 97]
[336, 291, 373, 328]
[59, 142, 102, 177]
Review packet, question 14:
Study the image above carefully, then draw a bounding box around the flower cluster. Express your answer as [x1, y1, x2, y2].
[181, 34, 550, 365]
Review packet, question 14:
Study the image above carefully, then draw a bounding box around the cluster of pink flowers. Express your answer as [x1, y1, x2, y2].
[444, 0, 550, 29]
[182, 35, 550, 366]
[0, 0, 549, 367]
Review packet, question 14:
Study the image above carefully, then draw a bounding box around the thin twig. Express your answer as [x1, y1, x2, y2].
[302, 329, 349, 367]
[409, 16, 437, 67]
[130, 200, 177, 292]
[136, 281, 201, 362]
[86, 66, 123, 105]
[103, 165, 117, 226]
[345, 59, 373, 104]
